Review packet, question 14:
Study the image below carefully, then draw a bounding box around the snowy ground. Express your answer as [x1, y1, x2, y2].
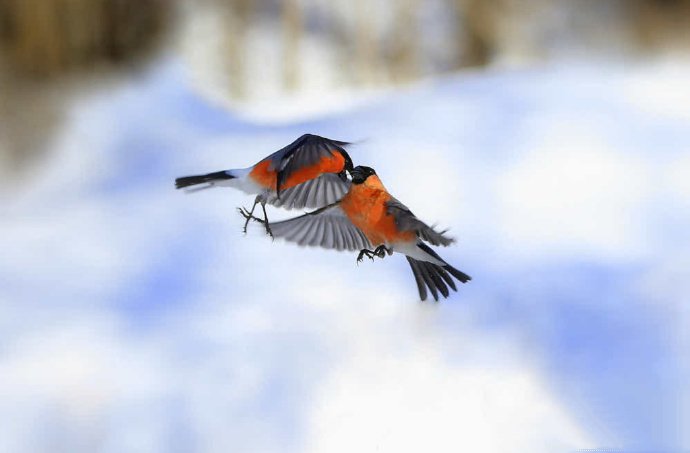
[0, 58, 688, 452]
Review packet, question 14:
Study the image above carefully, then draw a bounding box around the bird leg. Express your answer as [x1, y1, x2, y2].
[357, 245, 390, 264]
[236, 197, 273, 239]
[260, 200, 273, 239]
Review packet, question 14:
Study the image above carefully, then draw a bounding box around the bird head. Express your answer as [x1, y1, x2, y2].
[350, 165, 377, 185]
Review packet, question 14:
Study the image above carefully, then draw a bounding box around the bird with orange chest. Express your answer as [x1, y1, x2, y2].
[175, 134, 354, 236]
[251, 165, 472, 301]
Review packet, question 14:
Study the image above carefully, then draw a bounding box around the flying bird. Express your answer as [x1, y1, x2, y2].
[175, 134, 354, 236]
[244, 165, 471, 301]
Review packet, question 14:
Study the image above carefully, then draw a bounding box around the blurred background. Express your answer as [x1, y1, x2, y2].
[0, 1, 688, 452]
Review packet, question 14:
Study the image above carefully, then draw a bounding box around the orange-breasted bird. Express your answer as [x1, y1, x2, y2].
[175, 134, 354, 235]
[249, 165, 471, 301]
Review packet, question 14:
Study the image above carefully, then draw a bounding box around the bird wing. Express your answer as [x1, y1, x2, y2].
[270, 202, 373, 251]
[264, 174, 350, 210]
[269, 134, 351, 196]
[385, 197, 455, 246]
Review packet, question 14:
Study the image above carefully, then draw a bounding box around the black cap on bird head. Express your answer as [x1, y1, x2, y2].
[350, 166, 377, 185]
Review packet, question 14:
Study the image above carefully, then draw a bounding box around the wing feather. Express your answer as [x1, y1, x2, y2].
[333, 222, 344, 251]
[326, 179, 337, 205]
[269, 203, 372, 252]
[298, 219, 318, 246]
[307, 175, 320, 208]
[312, 216, 327, 246]
[323, 220, 335, 249]
[266, 174, 350, 210]
[385, 197, 455, 247]
[340, 222, 352, 250]
[270, 134, 352, 197]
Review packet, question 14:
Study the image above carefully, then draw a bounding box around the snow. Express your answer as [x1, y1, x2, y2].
[0, 59, 687, 452]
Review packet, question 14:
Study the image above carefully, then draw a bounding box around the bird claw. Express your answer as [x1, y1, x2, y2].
[264, 223, 274, 240]
[237, 207, 250, 234]
[237, 206, 273, 239]
[356, 248, 380, 264]
[238, 207, 264, 223]
[237, 206, 267, 235]
[373, 245, 390, 259]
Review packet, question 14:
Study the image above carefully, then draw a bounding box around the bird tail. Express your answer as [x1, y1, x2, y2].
[406, 243, 471, 301]
[175, 171, 235, 189]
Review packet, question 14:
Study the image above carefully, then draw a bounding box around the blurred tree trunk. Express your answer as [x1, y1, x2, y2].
[454, 0, 497, 68]
[354, 0, 380, 85]
[0, 0, 169, 179]
[0, 68, 63, 181]
[630, 0, 690, 50]
[282, 0, 302, 92]
[388, 0, 418, 83]
[220, 0, 252, 99]
[0, 0, 168, 77]
[325, 3, 359, 87]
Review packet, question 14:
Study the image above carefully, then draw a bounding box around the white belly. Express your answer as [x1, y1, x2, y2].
[390, 241, 446, 266]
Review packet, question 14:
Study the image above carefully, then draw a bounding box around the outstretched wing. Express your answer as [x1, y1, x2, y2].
[265, 174, 350, 210]
[270, 203, 372, 251]
[270, 134, 351, 196]
[385, 197, 455, 246]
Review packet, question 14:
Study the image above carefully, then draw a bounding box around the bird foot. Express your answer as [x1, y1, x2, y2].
[373, 245, 390, 258]
[238, 207, 263, 223]
[237, 207, 273, 239]
[356, 246, 390, 264]
[357, 249, 376, 264]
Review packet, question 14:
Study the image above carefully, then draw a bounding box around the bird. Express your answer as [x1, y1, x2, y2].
[246, 165, 471, 301]
[175, 134, 354, 236]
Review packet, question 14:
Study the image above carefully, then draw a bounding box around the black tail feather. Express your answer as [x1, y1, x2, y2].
[445, 264, 471, 284]
[408, 259, 428, 301]
[175, 171, 234, 189]
[406, 256, 471, 302]
[417, 259, 439, 301]
[437, 267, 457, 292]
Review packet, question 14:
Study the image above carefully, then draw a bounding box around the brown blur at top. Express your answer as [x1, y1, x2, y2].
[0, 0, 167, 77]
[1, 0, 688, 79]
[0, 0, 169, 179]
[0, 0, 689, 178]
